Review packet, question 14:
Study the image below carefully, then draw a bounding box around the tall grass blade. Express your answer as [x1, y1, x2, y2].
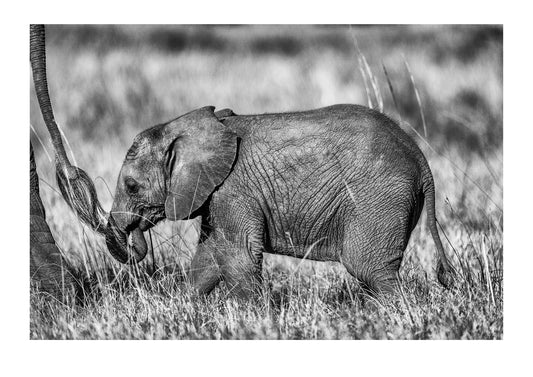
[361, 53, 383, 112]
[396, 272, 415, 326]
[57, 121, 79, 167]
[403, 57, 428, 138]
[481, 237, 496, 307]
[291, 238, 326, 277]
[349, 25, 374, 109]
[149, 229, 156, 275]
[30, 124, 52, 163]
[94, 176, 115, 201]
[382, 63, 402, 122]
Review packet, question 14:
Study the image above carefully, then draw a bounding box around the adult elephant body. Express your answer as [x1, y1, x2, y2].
[106, 104, 454, 297]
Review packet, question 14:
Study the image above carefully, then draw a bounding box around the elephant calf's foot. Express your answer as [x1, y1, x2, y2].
[352, 268, 402, 302]
[222, 269, 264, 301]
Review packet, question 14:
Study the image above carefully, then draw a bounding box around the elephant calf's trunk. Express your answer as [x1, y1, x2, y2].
[105, 215, 148, 264]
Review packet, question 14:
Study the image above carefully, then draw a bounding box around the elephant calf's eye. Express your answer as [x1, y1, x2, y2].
[125, 177, 140, 194]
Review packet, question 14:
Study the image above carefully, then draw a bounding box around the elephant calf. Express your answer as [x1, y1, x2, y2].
[102, 104, 454, 298]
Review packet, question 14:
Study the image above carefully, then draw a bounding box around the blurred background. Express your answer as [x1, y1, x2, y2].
[29, 25, 502, 276]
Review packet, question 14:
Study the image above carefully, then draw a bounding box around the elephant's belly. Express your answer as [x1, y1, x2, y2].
[264, 231, 340, 262]
[260, 198, 347, 262]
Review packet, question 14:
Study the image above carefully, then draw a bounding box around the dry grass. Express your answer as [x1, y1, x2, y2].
[30, 25, 502, 340]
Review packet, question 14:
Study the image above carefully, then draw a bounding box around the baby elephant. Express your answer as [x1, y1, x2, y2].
[101, 104, 454, 298]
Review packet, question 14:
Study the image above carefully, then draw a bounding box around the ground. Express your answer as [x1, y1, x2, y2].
[30, 25, 503, 340]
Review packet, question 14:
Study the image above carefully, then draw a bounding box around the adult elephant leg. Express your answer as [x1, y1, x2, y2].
[30, 142, 78, 299]
[189, 239, 222, 295]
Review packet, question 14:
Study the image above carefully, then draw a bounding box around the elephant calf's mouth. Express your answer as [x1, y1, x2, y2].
[137, 208, 165, 232]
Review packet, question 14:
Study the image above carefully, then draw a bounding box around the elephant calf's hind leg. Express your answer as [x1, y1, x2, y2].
[342, 240, 404, 298]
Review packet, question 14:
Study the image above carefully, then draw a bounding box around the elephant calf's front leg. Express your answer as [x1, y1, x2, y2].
[189, 241, 222, 296]
[216, 240, 264, 300]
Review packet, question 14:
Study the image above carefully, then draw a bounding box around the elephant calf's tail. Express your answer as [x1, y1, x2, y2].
[423, 172, 455, 289]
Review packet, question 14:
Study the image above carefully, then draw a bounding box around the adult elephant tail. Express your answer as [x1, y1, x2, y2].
[422, 168, 456, 289]
[30, 24, 107, 234]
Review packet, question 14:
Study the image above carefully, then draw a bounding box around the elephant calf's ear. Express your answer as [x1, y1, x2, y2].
[164, 107, 238, 221]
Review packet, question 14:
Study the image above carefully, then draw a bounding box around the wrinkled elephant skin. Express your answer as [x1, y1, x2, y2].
[107, 104, 455, 298]
[30, 143, 77, 299]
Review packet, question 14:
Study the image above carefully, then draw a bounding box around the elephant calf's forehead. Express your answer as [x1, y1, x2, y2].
[126, 135, 152, 160]
[129, 124, 165, 153]
[125, 124, 168, 163]
[126, 137, 143, 160]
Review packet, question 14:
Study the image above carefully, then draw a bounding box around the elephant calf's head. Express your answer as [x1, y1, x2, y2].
[105, 106, 238, 264]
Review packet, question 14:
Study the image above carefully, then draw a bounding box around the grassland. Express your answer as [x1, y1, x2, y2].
[30, 25, 503, 339]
